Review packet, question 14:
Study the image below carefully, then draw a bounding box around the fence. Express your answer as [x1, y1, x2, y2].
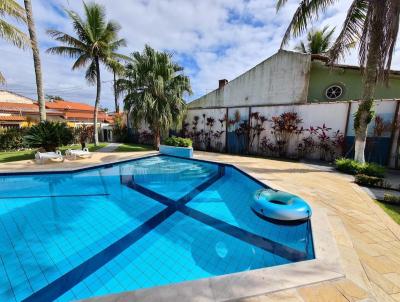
[185, 99, 400, 168]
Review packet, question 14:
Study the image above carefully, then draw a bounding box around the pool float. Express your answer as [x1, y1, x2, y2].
[251, 189, 312, 222]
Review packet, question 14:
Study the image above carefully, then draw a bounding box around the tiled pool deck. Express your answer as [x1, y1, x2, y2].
[0, 151, 399, 302]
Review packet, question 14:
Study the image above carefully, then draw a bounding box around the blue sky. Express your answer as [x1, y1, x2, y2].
[0, 0, 399, 111]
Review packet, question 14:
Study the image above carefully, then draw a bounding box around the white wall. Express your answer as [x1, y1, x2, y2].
[185, 108, 226, 151]
[188, 50, 311, 108]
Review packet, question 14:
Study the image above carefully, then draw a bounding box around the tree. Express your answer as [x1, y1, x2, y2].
[295, 26, 335, 54]
[277, 0, 400, 163]
[24, 0, 46, 122]
[46, 2, 127, 145]
[118, 45, 192, 148]
[0, 0, 29, 83]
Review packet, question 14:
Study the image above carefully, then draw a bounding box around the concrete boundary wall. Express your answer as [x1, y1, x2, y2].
[185, 99, 400, 167]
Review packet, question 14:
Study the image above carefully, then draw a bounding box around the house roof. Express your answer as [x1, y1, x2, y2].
[310, 54, 400, 76]
[45, 100, 95, 111]
[0, 115, 27, 122]
[0, 102, 39, 112]
[0, 90, 35, 104]
[64, 111, 109, 121]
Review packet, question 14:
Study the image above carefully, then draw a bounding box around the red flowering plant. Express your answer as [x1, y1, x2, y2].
[298, 124, 345, 161]
[249, 112, 267, 154]
[270, 112, 303, 157]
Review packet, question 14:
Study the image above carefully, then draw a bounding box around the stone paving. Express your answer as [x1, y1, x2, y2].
[0, 151, 399, 301]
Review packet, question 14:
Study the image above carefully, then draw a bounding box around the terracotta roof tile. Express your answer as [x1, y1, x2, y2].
[0, 102, 38, 111]
[0, 115, 26, 121]
[45, 100, 95, 111]
[64, 112, 110, 122]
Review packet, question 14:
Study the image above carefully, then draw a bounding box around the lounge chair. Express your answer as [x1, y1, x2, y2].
[35, 150, 64, 164]
[66, 148, 91, 160]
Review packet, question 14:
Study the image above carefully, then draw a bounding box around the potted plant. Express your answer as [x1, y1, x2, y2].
[159, 136, 193, 158]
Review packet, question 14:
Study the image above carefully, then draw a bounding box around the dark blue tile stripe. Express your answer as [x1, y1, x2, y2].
[22, 206, 176, 302]
[177, 166, 225, 205]
[127, 182, 174, 207]
[0, 193, 110, 200]
[126, 177, 307, 262]
[178, 206, 307, 262]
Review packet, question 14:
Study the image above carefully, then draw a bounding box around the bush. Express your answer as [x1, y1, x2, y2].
[354, 174, 383, 187]
[163, 136, 192, 147]
[74, 125, 94, 148]
[383, 193, 400, 205]
[0, 128, 27, 150]
[358, 163, 386, 178]
[24, 121, 74, 151]
[335, 158, 360, 174]
[335, 158, 386, 178]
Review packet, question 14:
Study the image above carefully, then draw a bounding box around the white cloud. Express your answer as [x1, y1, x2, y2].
[1, 0, 400, 111]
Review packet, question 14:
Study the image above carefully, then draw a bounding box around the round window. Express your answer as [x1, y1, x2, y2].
[325, 84, 344, 100]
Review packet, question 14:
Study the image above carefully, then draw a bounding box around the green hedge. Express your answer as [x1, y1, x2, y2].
[0, 128, 28, 151]
[163, 136, 192, 147]
[335, 158, 386, 178]
[354, 174, 384, 187]
[383, 193, 400, 205]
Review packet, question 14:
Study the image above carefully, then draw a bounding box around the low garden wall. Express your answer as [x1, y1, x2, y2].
[184, 99, 400, 167]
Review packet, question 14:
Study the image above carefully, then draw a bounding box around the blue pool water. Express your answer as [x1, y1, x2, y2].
[0, 155, 314, 302]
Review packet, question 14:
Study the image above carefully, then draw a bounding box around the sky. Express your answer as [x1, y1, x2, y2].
[1, 0, 400, 112]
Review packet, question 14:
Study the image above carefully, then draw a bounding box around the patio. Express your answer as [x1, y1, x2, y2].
[0, 151, 399, 302]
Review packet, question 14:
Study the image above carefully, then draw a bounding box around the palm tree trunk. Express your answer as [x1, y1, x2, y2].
[24, 0, 46, 122]
[354, 16, 381, 163]
[113, 70, 119, 113]
[154, 127, 161, 150]
[94, 57, 101, 145]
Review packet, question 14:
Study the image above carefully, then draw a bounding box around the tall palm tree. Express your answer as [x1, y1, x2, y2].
[295, 26, 335, 54]
[46, 2, 127, 145]
[24, 0, 46, 121]
[278, 0, 400, 163]
[118, 45, 192, 148]
[0, 0, 28, 83]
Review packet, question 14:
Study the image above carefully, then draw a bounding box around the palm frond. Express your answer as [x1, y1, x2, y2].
[72, 54, 91, 70]
[0, 70, 5, 84]
[359, 0, 400, 82]
[330, 0, 368, 63]
[46, 46, 84, 58]
[85, 59, 97, 84]
[0, 0, 26, 22]
[279, 0, 338, 48]
[46, 29, 87, 50]
[0, 18, 29, 48]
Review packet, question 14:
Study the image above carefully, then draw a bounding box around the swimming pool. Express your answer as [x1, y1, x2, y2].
[0, 155, 314, 301]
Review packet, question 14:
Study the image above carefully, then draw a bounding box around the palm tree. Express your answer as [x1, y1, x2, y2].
[118, 45, 192, 148]
[0, 0, 29, 83]
[46, 2, 127, 145]
[295, 26, 335, 54]
[23, 0, 46, 121]
[278, 0, 400, 163]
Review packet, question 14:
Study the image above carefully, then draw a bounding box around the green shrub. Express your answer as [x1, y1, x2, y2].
[358, 163, 386, 178]
[24, 121, 74, 151]
[383, 193, 400, 205]
[0, 128, 27, 150]
[163, 136, 192, 147]
[335, 158, 360, 174]
[335, 158, 386, 178]
[354, 174, 383, 187]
